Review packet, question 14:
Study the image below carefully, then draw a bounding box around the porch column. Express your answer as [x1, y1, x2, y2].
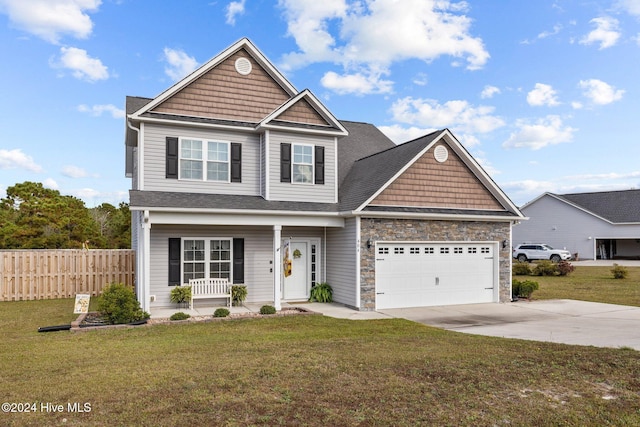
[140, 211, 151, 313]
[273, 225, 282, 310]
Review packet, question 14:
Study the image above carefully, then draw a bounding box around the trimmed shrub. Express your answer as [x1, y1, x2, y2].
[98, 283, 150, 325]
[231, 285, 248, 307]
[557, 260, 575, 276]
[611, 263, 628, 279]
[260, 305, 276, 315]
[512, 261, 532, 276]
[309, 282, 333, 302]
[170, 312, 190, 321]
[214, 308, 230, 318]
[512, 279, 539, 299]
[532, 260, 558, 276]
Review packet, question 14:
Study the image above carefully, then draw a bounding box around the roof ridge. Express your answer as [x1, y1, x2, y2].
[352, 129, 443, 163]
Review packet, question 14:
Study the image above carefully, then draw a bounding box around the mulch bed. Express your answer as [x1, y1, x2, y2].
[71, 306, 319, 332]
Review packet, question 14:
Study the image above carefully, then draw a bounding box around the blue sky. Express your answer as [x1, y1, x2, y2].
[1, 0, 639, 207]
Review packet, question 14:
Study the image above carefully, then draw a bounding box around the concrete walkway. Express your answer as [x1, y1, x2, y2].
[380, 300, 640, 350]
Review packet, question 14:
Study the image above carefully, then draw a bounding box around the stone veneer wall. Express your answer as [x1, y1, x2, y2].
[359, 218, 512, 311]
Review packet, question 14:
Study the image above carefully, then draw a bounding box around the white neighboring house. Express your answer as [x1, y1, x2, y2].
[513, 190, 640, 261]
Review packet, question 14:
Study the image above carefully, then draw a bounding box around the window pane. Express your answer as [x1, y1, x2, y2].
[181, 139, 202, 159]
[208, 141, 228, 162]
[293, 164, 312, 183]
[207, 161, 228, 181]
[181, 160, 203, 180]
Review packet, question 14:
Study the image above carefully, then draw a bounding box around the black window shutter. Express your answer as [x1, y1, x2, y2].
[230, 143, 242, 183]
[232, 238, 244, 284]
[168, 238, 181, 286]
[314, 145, 325, 185]
[280, 143, 291, 183]
[166, 137, 179, 179]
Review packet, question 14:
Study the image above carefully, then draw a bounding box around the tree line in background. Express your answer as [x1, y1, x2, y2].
[0, 182, 130, 249]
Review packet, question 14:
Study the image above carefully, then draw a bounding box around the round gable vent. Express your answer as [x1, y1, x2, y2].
[434, 145, 449, 163]
[235, 57, 252, 75]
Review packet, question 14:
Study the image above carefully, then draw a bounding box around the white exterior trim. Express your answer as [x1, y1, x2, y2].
[264, 130, 270, 200]
[355, 216, 361, 309]
[273, 225, 282, 310]
[147, 211, 344, 227]
[139, 123, 145, 191]
[347, 210, 522, 223]
[257, 89, 348, 136]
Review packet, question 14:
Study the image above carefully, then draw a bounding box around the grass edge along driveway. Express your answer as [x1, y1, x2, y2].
[1, 298, 640, 426]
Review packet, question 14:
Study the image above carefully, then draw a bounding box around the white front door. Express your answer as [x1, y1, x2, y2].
[283, 241, 310, 300]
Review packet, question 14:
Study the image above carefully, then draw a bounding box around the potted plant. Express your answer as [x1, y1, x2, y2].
[170, 285, 192, 308]
[309, 282, 333, 303]
[231, 285, 248, 307]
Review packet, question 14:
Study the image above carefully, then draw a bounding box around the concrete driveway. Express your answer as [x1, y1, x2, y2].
[380, 299, 640, 350]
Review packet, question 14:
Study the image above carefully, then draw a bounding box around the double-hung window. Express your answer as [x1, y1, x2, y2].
[292, 144, 313, 184]
[182, 239, 232, 283]
[179, 138, 230, 182]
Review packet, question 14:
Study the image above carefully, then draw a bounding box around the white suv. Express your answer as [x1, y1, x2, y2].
[513, 244, 572, 263]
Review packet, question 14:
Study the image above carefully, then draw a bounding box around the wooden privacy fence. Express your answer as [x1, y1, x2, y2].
[0, 249, 135, 301]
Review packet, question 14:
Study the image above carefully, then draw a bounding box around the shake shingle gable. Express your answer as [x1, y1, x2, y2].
[338, 130, 442, 211]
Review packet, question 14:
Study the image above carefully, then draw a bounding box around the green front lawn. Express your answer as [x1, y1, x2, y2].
[519, 266, 640, 307]
[1, 298, 640, 426]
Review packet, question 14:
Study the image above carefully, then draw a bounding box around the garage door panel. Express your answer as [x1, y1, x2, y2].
[375, 243, 495, 309]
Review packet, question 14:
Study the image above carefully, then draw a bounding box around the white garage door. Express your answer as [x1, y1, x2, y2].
[375, 242, 496, 309]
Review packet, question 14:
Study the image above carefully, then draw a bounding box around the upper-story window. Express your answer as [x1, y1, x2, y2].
[280, 143, 324, 185]
[292, 144, 313, 184]
[180, 138, 229, 182]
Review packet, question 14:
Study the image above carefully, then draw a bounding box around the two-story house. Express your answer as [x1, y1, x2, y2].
[125, 38, 524, 313]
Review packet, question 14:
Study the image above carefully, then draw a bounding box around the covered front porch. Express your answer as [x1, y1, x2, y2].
[135, 208, 344, 313]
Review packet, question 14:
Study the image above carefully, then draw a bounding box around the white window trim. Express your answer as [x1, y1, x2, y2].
[180, 237, 233, 285]
[178, 137, 231, 183]
[291, 143, 314, 185]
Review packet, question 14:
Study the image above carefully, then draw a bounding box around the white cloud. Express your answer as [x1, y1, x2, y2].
[378, 124, 437, 144]
[163, 47, 199, 82]
[412, 72, 428, 86]
[43, 178, 59, 190]
[52, 46, 109, 81]
[62, 165, 88, 178]
[538, 24, 562, 40]
[527, 83, 560, 107]
[0, 149, 43, 173]
[0, 0, 101, 44]
[564, 171, 640, 181]
[578, 79, 624, 105]
[615, 0, 640, 17]
[278, 0, 489, 94]
[571, 101, 583, 109]
[481, 85, 500, 99]
[389, 97, 505, 135]
[77, 103, 124, 118]
[320, 69, 393, 95]
[226, 0, 246, 25]
[503, 115, 576, 150]
[580, 16, 620, 49]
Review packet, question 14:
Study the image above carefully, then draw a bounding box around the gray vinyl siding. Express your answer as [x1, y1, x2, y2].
[514, 195, 640, 260]
[326, 217, 358, 307]
[142, 123, 260, 195]
[148, 225, 274, 308]
[268, 131, 336, 203]
[147, 225, 330, 308]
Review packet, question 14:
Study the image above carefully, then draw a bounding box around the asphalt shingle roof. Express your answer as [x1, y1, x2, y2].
[556, 189, 640, 223]
[338, 130, 443, 211]
[129, 190, 338, 212]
